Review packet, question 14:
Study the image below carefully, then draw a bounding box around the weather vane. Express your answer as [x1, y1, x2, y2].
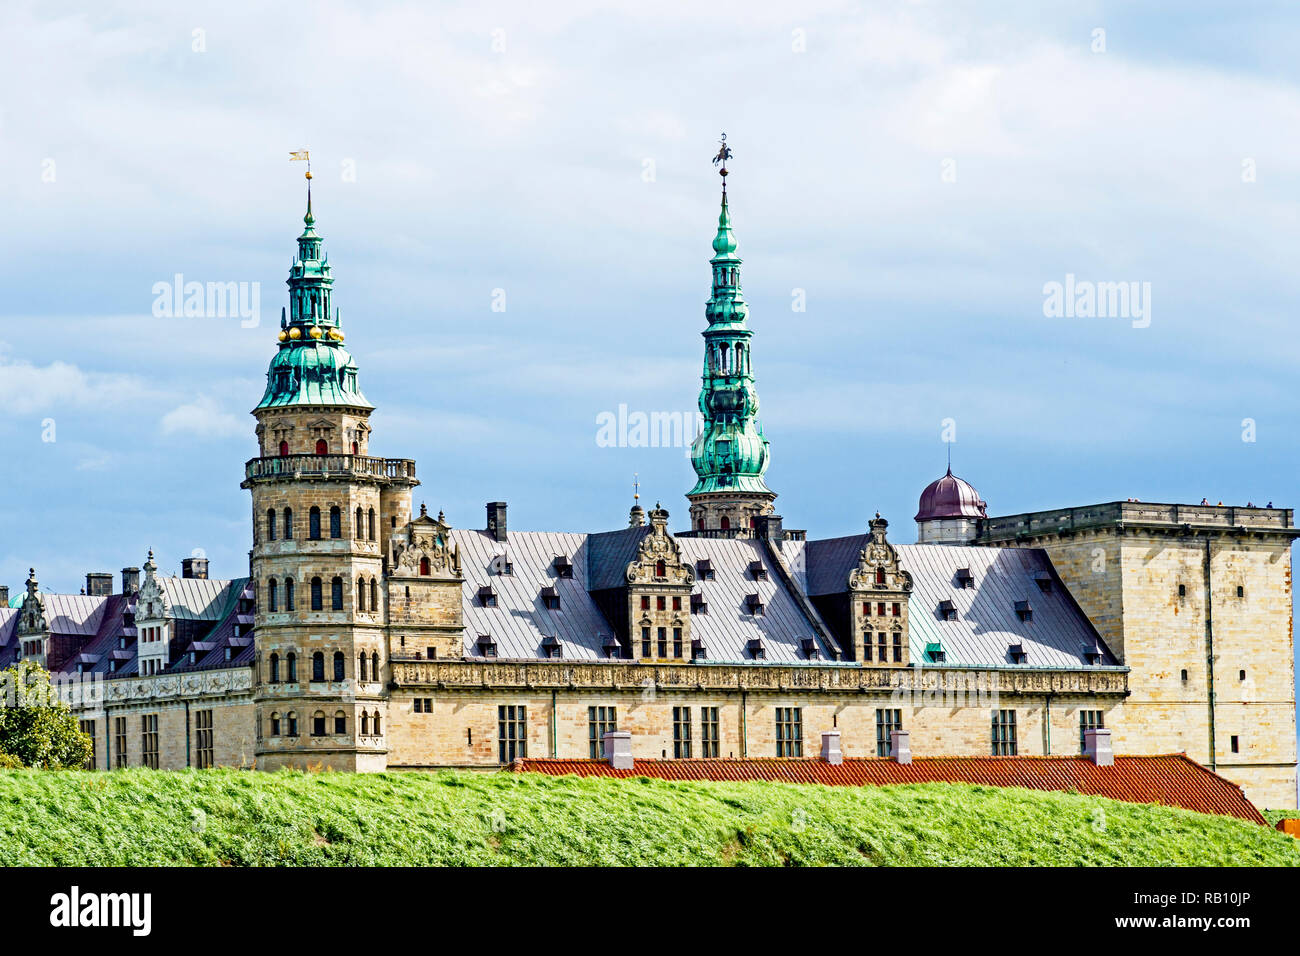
[712, 133, 732, 190]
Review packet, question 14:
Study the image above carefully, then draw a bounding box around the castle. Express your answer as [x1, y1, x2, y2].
[4, 165, 1296, 809]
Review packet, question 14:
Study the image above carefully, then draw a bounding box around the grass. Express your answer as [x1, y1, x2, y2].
[0, 768, 1295, 866]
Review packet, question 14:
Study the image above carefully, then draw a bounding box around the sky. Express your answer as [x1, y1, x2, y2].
[1, 0, 1299, 594]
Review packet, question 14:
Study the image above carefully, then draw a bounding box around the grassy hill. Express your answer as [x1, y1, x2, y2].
[0, 768, 1294, 866]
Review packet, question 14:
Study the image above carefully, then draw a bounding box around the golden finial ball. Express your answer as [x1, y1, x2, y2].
[309, 326, 323, 339]
[328, 328, 342, 341]
[305, 170, 313, 180]
[288, 327, 302, 340]
[277, 330, 288, 342]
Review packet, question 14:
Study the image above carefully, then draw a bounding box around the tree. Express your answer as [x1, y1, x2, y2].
[0, 661, 93, 769]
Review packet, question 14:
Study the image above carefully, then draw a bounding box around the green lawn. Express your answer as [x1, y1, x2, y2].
[0, 768, 1294, 866]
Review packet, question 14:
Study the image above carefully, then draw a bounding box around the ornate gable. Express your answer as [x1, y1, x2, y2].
[849, 514, 913, 593]
[135, 551, 169, 623]
[15, 569, 47, 637]
[391, 504, 462, 580]
[626, 506, 694, 587]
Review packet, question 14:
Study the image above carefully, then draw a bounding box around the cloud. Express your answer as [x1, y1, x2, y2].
[0, 348, 155, 415]
[159, 396, 245, 439]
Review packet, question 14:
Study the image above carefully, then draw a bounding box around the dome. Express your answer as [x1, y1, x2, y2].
[915, 467, 987, 521]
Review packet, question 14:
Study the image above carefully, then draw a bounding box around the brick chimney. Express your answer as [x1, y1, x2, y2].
[602, 730, 633, 769]
[121, 567, 140, 594]
[85, 573, 113, 597]
[0, 585, 8, 606]
[181, 557, 209, 580]
[486, 501, 508, 543]
[891, 729, 912, 765]
[820, 730, 842, 765]
[1084, 728, 1113, 766]
[755, 514, 784, 541]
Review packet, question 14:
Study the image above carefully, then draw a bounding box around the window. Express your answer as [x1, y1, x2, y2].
[413, 698, 433, 713]
[876, 708, 903, 757]
[286, 652, 297, 682]
[863, 601, 872, 616]
[657, 627, 667, 658]
[278, 440, 289, 456]
[371, 652, 379, 681]
[690, 593, 708, 615]
[351, 441, 358, 455]
[287, 712, 298, 737]
[370, 579, 378, 610]
[673, 627, 683, 658]
[114, 716, 128, 768]
[315, 438, 328, 455]
[863, 632, 873, 662]
[992, 710, 1018, 756]
[373, 711, 382, 735]
[892, 632, 903, 663]
[312, 711, 326, 736]
[333, 651, 344, 682]
[1014, 601, 1032, 623]
[360, 712, 370, 735]
[1180, 668, 1188, 681]
[877, 602, 885, 616]
[312, 651, 325, 682]
[1239, 669, 1246, 681]
[358, 653, 368, 682]
[588, 706, 617, 758]
[334, 711, 347, 735]
[875, 567, 886, 585]
[1231, 735, 1240, 754]
[640, 596, 650, 611]
[311, 577, 323, 610]
[420, 557, 431, 576]
[269, 652, 280, 683]
[641, 627, 651, 658]
[283, 507, 293, 539]
[656, 596, 666, 611]
[720, 516, 730, 531]
[892, 602, 901, 617]
[268, 578, 278, 612]
[266, 509, 277, 541]
[309, 506, 321, 539]
[672, 707, 692, 758]
[357, 577, 366, 611]
[195, 710, 214, 769]
[542, 587, 560, 610]
[1178, 583, 1186, 597]
[1236, 585, 1244, 598]
[331, 576, 343, 610]
[775, 708, 802, 757]
[877, 632, 887, 662]
[498, 705, 527, 762]
[672, 596, 682, 611]
[1079, 710, 1104, 753]
[355, 506, 364, 539]
[284, 577, 295, 611]
[270, 712, 281, 736]
[329, 506, 341, 539]
[956, 567, 974, 588]
[141, 714, 159, 769]
[701, 707, 720, 758]
[368, 508, 376, 541]
[80, 720, 96, 770]
[938, 600, 957, 621]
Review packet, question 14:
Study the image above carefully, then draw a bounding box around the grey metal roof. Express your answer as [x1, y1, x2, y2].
[586, 527, 650, 591]
[158, 577, 235, 621]
[44, 594, 108, 637]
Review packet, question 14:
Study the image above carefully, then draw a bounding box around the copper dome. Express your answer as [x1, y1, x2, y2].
[915, 467, 987, 521]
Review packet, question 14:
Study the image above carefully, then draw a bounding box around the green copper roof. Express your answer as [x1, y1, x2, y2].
[255, 190, 372, 411]
[688, 187, 772, 498]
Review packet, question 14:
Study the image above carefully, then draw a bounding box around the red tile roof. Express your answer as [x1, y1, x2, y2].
[507, 754, 1265, 824]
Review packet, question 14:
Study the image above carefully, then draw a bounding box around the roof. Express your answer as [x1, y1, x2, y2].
[785, 537, 1117, 668]
[507, 754, 1265, 824]
[916, 466, 986, 521]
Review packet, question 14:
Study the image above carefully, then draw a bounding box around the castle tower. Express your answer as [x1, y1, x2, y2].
[242, 175, 417, 771]
[915, 466, 987, 544]
[687, 140, 775, 535]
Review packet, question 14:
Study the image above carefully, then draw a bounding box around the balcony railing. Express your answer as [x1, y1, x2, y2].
[245, 454, 417, 482]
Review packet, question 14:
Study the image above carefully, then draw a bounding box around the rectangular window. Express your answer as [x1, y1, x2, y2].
[992, 710, 1017, 756]
[775, 707, 802, 757]
[641, 626, 651, 658]
[877, 632, 887, 661]
[672, 596, 682, 611]
[588, 706, 618, 758]
[80, 720, 96, 770]
[876, 708, 903, 757]
[701, 707, 720, 758]
[498, 705, 527, 763]
[195, 709, 214, 769]
[413, 698, 423, 714]
[641, 596, 650, 610]
[657, 627, 667, 658]
[1079, 710, 1104, 754]
[141, 714, 159, 769]
[672, 627, 683, 658]
[892, 632, 903, 663]
[892, 602, 901, 617]
[862, 634, 872, 662]
[114, 717, 128, 769]
[672, 706, 692, 758]
[863, 601, 871, 616]
[656, 596, 666, 611]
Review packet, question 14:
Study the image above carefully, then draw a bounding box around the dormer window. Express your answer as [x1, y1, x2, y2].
[1084, 649, 1103, 665]
[601, 634, 622, 659]
[554, 556, 574, 579]
[695, 559, 714, 580]
[801, 638, 820, 660]
[690, 593, 708, 615]
[1033, 571, 1053, 593]
[745, 593, 764, 616]
[1015, 600, 1033, 623]
[748, 560, 767, 581]
[938, 599, 957, 622]
[747, 637, 766, 660]
[541, 586, 560, 610]
[541, 634, 562, 658]
[691, 638, 707, 661]
[926, 641, 946, 663]
[477, 586, 497, 608]
[476, 634, 497, 658]
[1009, 643, 1028, 664]
[956, 567, 974, 589]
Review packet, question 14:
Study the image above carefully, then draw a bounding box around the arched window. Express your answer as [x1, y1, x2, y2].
[309, 506, 321, 540]
[355, 507, 364, 539]
[357, 577, 366, 612]
[286, 652, 297, 682]
[278, 440, 289, 456]
[720, 516, 731, 531]
[875, 567, 886, 585]
[371, 652, 379, 682]
[266, 509, 277, 541]
[359, 653, 368, 682]
[287, 712, 298, 737]
[270, 712, 281, 736]
[373, 711, 382, 735]
[310, 577, 323, 610]
[655, 559, 666, 577]
[368, 508, 376, 541]
[312, 651, 325, 682]
[315, 439, 328, 455]
[268, 579, 278, 613]
[334, 711, 347, 734]
[351, 441, 359, 455]
[697, 518, 705, 530]
[360, 711, 370, 735]
[283, 507, 293, 539]
[419, 557, 431, 576]
[284, 577, 295, 611]
[331, 576, 343, 610]
[312, 711, 326, 736]
[369, 578, 378, 610]
[269, 652, 280, 683]
[333, 651, 344, 682]
[329, 506, 341, 539]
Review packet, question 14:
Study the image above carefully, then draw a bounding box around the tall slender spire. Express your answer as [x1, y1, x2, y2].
[687, 136, 775, 534]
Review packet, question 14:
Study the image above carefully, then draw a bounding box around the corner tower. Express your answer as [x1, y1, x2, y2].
[687, 138, 775, 535]
[242, 173, 418, 771]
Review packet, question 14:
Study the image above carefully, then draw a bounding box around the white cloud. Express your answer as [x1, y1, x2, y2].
[159, 396, 245, 439]
[0, 349, 155, 415]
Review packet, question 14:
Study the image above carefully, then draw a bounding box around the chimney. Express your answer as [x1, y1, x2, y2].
[85, 573, 113, 597]
[121, 567, 140, 594]
[486, 501, 508, 543]
[1084, 728, 1113, 766]
[820, 730, 842, 765]
[181, 557, 209, 580]
[0, 586, 8, 606]
[891, 729, 912, 765]
[755, 514, 784, 541]
[602, 730, 633, 770]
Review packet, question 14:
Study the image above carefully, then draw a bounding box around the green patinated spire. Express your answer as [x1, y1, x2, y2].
[255, 178, 371, 410]
[688, 150, 772, 500]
